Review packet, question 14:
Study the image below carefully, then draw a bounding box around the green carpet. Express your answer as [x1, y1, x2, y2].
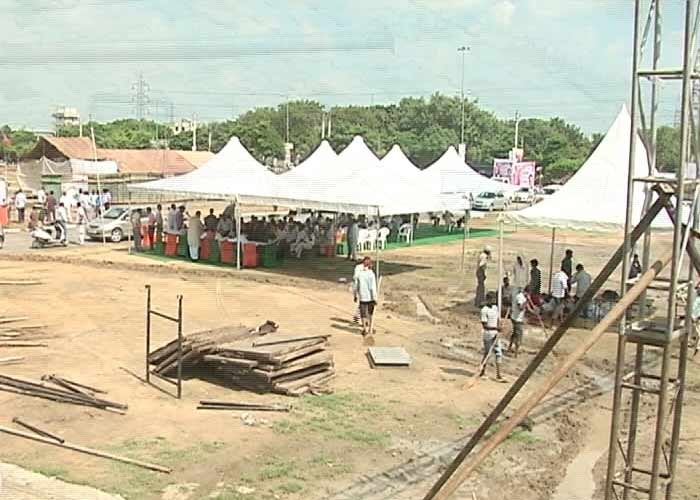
[383, 226, 497, 250]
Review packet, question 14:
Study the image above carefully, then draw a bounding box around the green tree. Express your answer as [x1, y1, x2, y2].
[655, 126, 680, 172]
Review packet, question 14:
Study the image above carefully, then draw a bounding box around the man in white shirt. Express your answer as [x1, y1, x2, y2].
[550, 267, 570, 327]
[36, 188, 47, 206]
[474, 246, 492, 307]
[55, 202, 68, 243]
[79, 189, 91, 218]
[13, 189, 27, 224]
[509, 287, 533, 358]
[76, 201, 88, 245]
[479, 292, 504, 381]
[291, 227, 315, 259]
[59, 192, 73, 222]
[353, 257, 378, 337]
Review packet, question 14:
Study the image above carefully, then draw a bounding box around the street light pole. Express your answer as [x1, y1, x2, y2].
[457, 46, 468, 146]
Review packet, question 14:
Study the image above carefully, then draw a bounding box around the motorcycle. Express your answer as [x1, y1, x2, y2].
[31, 223, 67, 248]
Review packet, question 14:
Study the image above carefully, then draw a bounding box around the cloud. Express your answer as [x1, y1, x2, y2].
[491, 0, 515, 27]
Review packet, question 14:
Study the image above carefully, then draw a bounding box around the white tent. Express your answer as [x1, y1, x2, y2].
[506, 105, 671, 231]
[129, 137, 283, 205]
[419, 146, 511, 213]
[380, 145, 422, 180]
[281, 140, 337, 180]
[337, 136, 380, 173]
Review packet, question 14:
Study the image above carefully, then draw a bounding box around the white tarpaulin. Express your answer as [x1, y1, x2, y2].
[420, 146, 512, 212]
[282, 140, 337, 180]
[69, 158, 119, 175]
[506, 105, 672, 231]
[380, 144, 422, 181]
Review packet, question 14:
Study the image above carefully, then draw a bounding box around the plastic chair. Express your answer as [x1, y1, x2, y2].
[357, 228, 369, 253]
[366, 229, 378, 251]
[377, 227, 390, 249]
[398, 223, 413, 243]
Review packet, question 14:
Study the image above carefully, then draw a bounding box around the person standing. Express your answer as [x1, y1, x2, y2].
[130, 208, 143, 252]
[204, 208, 218, 233]
[346, 218, 359, 261]
[474, 245, 492, 307]
[55, 202, 68, 243]
[102, 189, 112, 211]
[510, 254, 528, 292]
[187, 210, 203, 261]
[155, 204, 164, 245]
[479, 292, 504, 381]
[13, 189, 26, 224]
[146, 207, 156, 249]
[353, 256, 378, 338]
[561, 249, 574, 290]
[629, 253, 643, 279]
[571, 263, 593, 317]
[550, 267, 570, 327]
[76, 201, 88, 245]
[46, 191, 57, 223]
[508, 287, 531, 358]
[36, 187, 47, 223]
[175, 205, 185, 232]
[167, 204, 178, 232]
[529, 259, 542, 297]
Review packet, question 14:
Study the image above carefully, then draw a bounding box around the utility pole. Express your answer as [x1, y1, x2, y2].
[285, 99, 290, 143]
[131, 73, 150, 119]
[192, 114, 197, 152]
[457, 46, 469, 146]
[328, 111, 332, 138]
[514, 111, 521, 148]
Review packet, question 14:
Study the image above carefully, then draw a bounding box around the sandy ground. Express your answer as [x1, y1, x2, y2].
[0, 216, 696, 500]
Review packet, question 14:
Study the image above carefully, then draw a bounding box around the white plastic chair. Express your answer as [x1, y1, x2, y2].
[377, 227, 390, 249]
[366, 229, 378, 250]
[398, 223, 412, 243]
[357, 228, 369, 253]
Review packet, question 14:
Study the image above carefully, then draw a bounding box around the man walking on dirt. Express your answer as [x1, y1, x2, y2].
[561, 249, 574, 290]
[474, 245, 491, 307]
[509, 287, 532, 358]
[353, 256, 378, 338]
[529, 259, 542, 297]
[480, 292, 505, 381]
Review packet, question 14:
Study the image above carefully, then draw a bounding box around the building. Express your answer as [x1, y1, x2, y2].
[52, 107, 81, 129]
[170, 118, 194, 136]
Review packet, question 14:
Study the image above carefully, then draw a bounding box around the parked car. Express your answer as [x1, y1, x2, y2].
[87, 206, 146, 242]
[472, 191, 509, 211]
[535, 186, 559, 203]
[512, 187, 535, 204]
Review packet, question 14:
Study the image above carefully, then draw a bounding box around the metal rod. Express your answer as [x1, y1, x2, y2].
[149, 310, 179, 323]
[637, 68, 700, 78]
[176, 294, 183, 400]
[605, 0, 642, 496]
[0, 425, 171, 473]
[423, 194, 669, 500]
[497, 217, 504, 317]
[623, 344, 645, 500]
[461, 209, 467, 272]
[548, 227, 555, 294]
[649, 1, 695, 497]
[428, 253, 671, 500]
[145, 284, 151, 384]
[12, 417, 64, 443]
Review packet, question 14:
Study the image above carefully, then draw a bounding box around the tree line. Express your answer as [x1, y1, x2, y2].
[0, 94, 683, 182]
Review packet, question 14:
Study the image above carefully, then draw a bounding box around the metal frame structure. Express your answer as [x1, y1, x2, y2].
[145, 284, 184, 399]
[605, 1, 700, 498]
[420, 2, 700, 499]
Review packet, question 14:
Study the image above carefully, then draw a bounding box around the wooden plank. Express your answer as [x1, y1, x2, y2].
[275, 368, 336, 391]
[253, 334, 331, 347]
[216, 338, 326, 363]
[272, 364, 333, 385]
[0, 342, 47, 348]
[0, 280, 42, 285]
[272, 342, 328, 365]
[0, 317, 30, 325]
[253, 352, 333, 379]
[202, 355, 258, 370]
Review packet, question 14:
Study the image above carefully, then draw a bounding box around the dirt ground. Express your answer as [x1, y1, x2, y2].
[0, 215, 697, 500]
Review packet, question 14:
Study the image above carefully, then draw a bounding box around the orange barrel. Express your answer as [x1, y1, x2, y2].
[165, 233, 178, 256]
[242, 243, 259, 268]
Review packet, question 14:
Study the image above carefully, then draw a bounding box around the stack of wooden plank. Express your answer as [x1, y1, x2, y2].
[204, 334, 335, 396]
[148, 323, 275, 376]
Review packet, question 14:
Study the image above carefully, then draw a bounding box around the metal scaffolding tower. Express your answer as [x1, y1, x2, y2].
[419, 2, 700, 499]
[604, 1, 700, 499]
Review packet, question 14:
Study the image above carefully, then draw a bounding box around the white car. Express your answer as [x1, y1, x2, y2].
[472, 191, 509, 211]
[535, 186, 559, 203]
[512, 187, 535, 204]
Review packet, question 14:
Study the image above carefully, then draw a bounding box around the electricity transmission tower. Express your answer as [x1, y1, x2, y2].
[131, 73, 150, 119]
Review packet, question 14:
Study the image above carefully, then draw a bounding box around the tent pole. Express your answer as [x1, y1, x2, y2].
[461, 212, 467, 272]
[375, 207, 381, 291]
[235, 197, 241, 271]
[497, 216, 504, 316]
[548, 227, 556, 294]
[90, 127, 106, 246]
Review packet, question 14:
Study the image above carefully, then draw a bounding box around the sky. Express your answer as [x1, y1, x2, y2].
[0, 0, 689, 134]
